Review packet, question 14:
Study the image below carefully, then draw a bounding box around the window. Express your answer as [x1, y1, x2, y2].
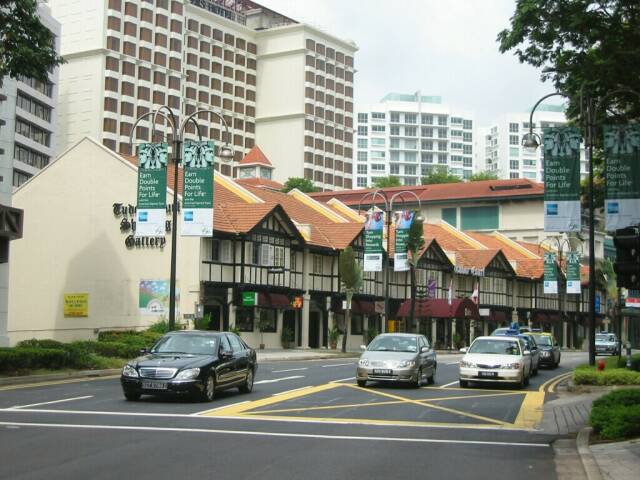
[357, 126, 368, 136]
[523, 171, 537, 180]
[463, 119, 472, 129]
[451, 117, 463, 125]
[438, 116, 447, 126]
[371, 125, 385, 133]
[236, 308, 254, 332]
[405, 113, 416, 124]
[13, 144, 50, 169]
[509, 135, 519, 145]
[390, 164, 399, 174]
[390, 151, 400, 161]
[442, 208, 457, 227]
[463, 132, 472, 142]
[390, 112, 400, 123]
[390, 126, 400, 136]
[509, 147, 520, 157]
[405, 126, 417, 137]
[13, 169, 32, 187]
[422, 114, 433, 125]
[357, 151, 368, 161]
[357, 164, 367, 174]
[463, 170, 472, 180]
[509, 122, 519, 133]
[372, 112, 385, 120]
[16, 93, 52, 122]
[371, 151, 385, 159]
[451, 130, 462, 138]
[523, 159, 537, 168]
[510, 160, 519, 170]
[460, 206, 499, 230]
[273, 246, 285, 267]
[313, 255, 323, 275]
[358, 113, 368, 123]
[439, 142, 448, 152]
[438, 154, 447, 164]
[357, 177, 367, 187]
[463, 145, 472, 155]
[421, 140, 433, 150]
[405, 165, 416, 175]
[15, 119, 50, 146]
[510, 172, 519, 179]
[351, 315, 363, 335]
[390, 138, 400, 148]
[357, 138, 367, 148]
[404, 177, 417, 186]
[371, 163, 385, 171]
[371, 138, 385, 147]
[463, 157, 472, 167]
[258, 309, 277, 332]
[18, 76, 53, 97]
[405, 152, 417, 162]
[404, 139, 417, 150]
[421, 127, 433, 138]
[228, 333, 247, 351]
[421, 152, 433, 163]
[451, 142, 463, 150]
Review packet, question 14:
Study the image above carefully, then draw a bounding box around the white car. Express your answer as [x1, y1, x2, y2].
[458, 336, 532, 389]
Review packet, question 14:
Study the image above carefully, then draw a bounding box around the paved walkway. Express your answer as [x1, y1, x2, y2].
[590, 439, 640, 480]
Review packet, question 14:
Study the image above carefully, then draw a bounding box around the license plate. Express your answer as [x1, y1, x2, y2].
[478, 371, 498, 378]
[142, 380, 168, 390]
[373, 369, 392, 376]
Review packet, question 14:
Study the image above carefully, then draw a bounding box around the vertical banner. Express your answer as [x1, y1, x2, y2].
[604, 124, 640, 231]
[543, 127, 582, 232]
[136, 142, 168, 237]
[543, 252, 558, 294]
[182, 141, 215, 236]
[393, 210, 414, 272]
[364, 209, 384, 272]
[566, 251, 582, 294]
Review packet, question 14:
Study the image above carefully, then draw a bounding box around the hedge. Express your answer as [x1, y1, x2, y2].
[590, 389, 640, 440]
[573, 368, 640, 385]
[0, 347, 69, 372]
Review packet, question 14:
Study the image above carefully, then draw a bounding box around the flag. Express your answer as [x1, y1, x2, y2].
[471, 281, 479, 305]
[447, 279, 453, 306]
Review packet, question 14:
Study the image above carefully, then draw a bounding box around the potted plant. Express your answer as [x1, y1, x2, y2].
[328, 325, 340, 350]
[453, 333, 463, 350]
[366, 325, 378, 345]
[281, 327, 294, 349]
[257, 317, 270, 350]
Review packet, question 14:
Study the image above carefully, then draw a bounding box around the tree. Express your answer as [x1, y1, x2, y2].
[372, 176, 401, 188]
[421, 166, 462, 185]
[498, 0, 640, 128]
[405, 212, 425, 327]
[0, 0, 65, 83]
[338, 247, 363, 353]
[469, 171, 499, 182]
[281, 177, 318, 193]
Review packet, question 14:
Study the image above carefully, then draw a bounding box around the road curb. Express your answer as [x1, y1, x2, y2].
[0, 369, 121, 387]
[577, 427, 603, 480]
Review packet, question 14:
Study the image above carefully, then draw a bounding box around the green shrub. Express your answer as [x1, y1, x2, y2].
[574, 367, 640, 385]
[590, 389, 640, 440]
[0, 347, 69, 373]
[147, 320, 170, 334]
[16, 338, 65, 350]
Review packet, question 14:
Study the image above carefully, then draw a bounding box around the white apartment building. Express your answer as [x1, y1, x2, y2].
[481, 105, 588, 182]
[354, 93, 476, 188]
[49, 0, 356, 189]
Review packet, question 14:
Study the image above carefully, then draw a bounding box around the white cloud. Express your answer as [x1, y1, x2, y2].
[257, 0, 556, 125]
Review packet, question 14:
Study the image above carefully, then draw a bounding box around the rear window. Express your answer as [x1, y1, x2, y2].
[531, 335, 552, 346]
[468, 339, 521, 356]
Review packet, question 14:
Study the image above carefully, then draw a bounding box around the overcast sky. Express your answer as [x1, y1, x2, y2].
[258, 0, 559, 127]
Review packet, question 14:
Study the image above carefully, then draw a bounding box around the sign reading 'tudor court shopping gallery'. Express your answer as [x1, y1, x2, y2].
[543, 127, 582, 232]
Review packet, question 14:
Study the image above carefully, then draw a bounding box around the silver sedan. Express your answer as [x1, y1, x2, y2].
[356, 333, 437, 388]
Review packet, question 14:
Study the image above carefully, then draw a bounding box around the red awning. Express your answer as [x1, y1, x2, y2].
[257, 293, 291, 309]
[532, 311, 549, 323]
[396, 298, 480, 320]
[490, 310, 508, 323]
[334, 299, 376, 315]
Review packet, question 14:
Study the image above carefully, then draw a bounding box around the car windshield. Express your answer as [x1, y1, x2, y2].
[532, 335, 552, 346]
[596, 334, 616, 342]
[368, 335, 418, 353]
[151, 335, 218, 355]
[468, 339, 521, 356]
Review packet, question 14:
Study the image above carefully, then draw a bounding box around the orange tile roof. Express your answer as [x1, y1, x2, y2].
[423, 223, 481, 252]
[517, 241, 547, 257]
[309, 178, 544, 206]
[514, 259, 545, 280]
[235, 177, 284, 190]
[466, 232, 539, 261]
[238, 146, 273, 166]
[214, 203, 279, 234]
[455, 249, 501, 269]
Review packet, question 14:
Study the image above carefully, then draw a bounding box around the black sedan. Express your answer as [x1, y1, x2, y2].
[120, 330, 257, 402]
[530, 333, 561, 368]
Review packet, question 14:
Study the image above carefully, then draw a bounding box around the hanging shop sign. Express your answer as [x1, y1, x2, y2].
[543, 252, 558, 294]
[543, 127, 582, 232]
[136, 143, 168, 237]
[566, 251, 582, 294]
[63, 293, 88, 317]
[291, 296, 303, 309]
[604, 124, 640, 231]
[453, 265, 485, 277]
[182, 141, 215, 236]
[427, 279, 437, 298]
[364, 209, 384, 272]
[242, 291, 258, 307]
[393, 210, 414, 272]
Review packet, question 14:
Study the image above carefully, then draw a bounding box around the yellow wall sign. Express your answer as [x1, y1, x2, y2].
[64, 293, 89, 317]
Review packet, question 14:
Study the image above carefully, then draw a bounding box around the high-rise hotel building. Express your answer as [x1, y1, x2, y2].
[49, 0, 356, 189]
[355, 93, 476, 188]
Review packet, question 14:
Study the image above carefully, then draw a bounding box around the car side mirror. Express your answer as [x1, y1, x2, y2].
[360, 345, 367, 351]
[421, 346, 429, 353]
[139, 347, 148, 355]
[459, 347, 468, 353]
[523, 350, 531, 355]
[220, 350, 233, 360]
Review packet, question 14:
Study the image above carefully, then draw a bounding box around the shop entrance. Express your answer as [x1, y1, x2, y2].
[309, 312, 320, 348]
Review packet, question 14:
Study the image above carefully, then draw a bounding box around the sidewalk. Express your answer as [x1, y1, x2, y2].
[543, 383, 640, 480]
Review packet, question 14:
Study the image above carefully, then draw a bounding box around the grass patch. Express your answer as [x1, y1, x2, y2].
[590, 389, 640, 440]
[573, 354, 640, 385]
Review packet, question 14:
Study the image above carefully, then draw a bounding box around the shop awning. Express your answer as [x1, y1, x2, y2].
[334, 299, 376, 315]
[396, 298, 480, 320]
[257, 293, 291, 309]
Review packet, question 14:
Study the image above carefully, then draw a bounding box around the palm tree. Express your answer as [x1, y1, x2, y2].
[338, 247, 363, 353]
[405, 213, 425, 327]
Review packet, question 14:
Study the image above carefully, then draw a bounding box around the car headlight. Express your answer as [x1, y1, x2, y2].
[501, 363, 521, 370]
[175, 368, 200, 380]
[397, 360, 416, 368]
[358, 358, 369, 367]
[122, 364, 139, 377]
[541, 351, 550, 357]
[460, 360, 477, 368]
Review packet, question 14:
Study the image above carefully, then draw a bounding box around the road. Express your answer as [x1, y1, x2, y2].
[0, 351, 590, 480]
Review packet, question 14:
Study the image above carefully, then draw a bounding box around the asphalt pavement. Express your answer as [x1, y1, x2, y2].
[0, 352, 590, 480]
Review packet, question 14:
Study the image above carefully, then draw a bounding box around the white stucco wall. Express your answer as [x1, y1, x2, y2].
[7, 137, 200, 345]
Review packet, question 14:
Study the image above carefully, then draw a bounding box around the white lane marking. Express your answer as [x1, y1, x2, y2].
[0, 421, 550, 448]
[253, 375, 304, 385]
[10, 395, 94, 409]
[272, 386, 310, 396]
[321, 363, 355, 368]
[330, 377, 355, 383]
[445, 362, 459, 365]
[271, 368, 308, 373]
[191, 401, 249, 416]
[439, 381, 459, 388]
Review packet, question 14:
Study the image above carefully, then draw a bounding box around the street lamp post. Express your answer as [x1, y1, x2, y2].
[523, 87, 640, 366]
[357, 189, 421, 333]
[129, 106, 234, 330]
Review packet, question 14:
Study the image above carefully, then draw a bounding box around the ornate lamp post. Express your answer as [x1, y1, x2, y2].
[129, 106, 234, 330]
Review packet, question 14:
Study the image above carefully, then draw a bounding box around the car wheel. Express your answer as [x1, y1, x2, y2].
[533, 363, 539, 376]
[427, 365, 436, 385]
[239, 368, 254, 394]
[413, 367, 423, 388]
[459, 379, 469, 388]
[200, 375, 216, 402]
[357, 380, 367, 388]
[524, 371, 530, 387]
[124, 391, 140, 401]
